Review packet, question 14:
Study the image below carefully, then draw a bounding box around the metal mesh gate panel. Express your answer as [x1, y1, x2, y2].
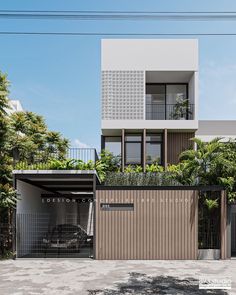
[17, 203, 94, 258]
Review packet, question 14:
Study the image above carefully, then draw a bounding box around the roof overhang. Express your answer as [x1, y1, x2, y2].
[13, 170, 100, 195]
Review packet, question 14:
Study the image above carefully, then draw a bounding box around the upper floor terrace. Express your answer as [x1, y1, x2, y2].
[13, 147, 99, 170]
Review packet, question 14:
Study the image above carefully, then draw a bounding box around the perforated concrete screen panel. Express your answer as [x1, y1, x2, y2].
[102, 70, 144, 120]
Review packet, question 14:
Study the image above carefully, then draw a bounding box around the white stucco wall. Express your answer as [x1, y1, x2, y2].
[102, 39, 198, 71]
[101, 39, 199, 130]
[189, 72, 198, 121]
[102, 119, 198, 132]
[17, 180, 48, 214]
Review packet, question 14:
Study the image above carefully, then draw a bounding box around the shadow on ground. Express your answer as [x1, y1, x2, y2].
[88, 272, 228, 295]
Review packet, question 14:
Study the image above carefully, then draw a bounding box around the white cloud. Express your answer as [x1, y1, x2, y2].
[73, 139, 91, 148]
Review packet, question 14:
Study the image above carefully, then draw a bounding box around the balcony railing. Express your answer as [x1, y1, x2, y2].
[146, 103, 194, 120]
[13, 148, 99, 170]
[67, 148, 99, 163]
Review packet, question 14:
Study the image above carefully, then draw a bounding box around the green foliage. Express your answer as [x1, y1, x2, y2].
[104, 172, 181, 186]
[48, 159, 77, 170]
[179, 137, 236, 203]
[0, 70, 69, 208]
[0, 184, 18, 208]
[0, 71, 10, 147]
[0, 250, 14, 260]
[99, 150, 121, 172]
[124, 165, 143, 173]
[204, 198, 219, 210]
[179, 137, 222, 185]
[8, 111, 69, 162]
[171, 96, 192, 120]
[95, 160, 107, 182]
[0, 71, 15, 208]
[146, 163, 164, 173]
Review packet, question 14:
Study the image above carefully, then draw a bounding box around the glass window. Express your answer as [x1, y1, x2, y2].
[125, 135, 142, 165]
[125, 135, 142, 142]
[146, 143, 162, 164]
[146, 85, 165, 120]
[146, 134, 162, 142]
[166, 84, 187, 105]
[146, 134, 162, 165]
[104, 137, 121, 156]
[166, 85, 187, 120]
[145, 84, 188, 120]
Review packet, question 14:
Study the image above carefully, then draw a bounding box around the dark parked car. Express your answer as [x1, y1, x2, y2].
[42, 224, 92, 251]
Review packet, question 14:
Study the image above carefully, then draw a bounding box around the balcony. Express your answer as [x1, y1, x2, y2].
[13, 148, 99, 170]
[146, 103, 194, 120]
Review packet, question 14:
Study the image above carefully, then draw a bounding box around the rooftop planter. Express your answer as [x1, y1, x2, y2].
[104, 172, 182, 186]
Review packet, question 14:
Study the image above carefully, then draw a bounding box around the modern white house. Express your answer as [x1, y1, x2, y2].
[101, 39, 236, 170]
[101, 39, 198, 169]
[12, 39, 236, 260]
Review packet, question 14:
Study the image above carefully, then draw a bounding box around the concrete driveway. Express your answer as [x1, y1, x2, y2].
[0, 259, 235, 295]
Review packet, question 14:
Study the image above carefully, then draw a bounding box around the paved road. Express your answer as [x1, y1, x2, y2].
[0, 259, 235, 294]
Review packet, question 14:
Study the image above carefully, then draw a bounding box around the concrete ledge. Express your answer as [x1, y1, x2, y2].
[12, 170, 97, 175]
[198, 249, 220, 260]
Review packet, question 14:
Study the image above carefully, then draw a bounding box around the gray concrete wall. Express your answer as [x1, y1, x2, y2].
[196, 120, 236, 141]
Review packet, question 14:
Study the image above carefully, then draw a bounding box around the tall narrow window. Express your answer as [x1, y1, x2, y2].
[125, 135, 142, 165]
[166, 85, 187, 120]
[146, 134, 162, 165]
[146, 84, 165, 120]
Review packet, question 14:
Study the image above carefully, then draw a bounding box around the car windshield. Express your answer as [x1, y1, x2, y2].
[51, 224, 78, 235]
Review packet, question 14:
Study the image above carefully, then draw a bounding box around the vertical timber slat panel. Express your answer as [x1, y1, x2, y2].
[167, 132, 194, 165]
[221, 190, 227, 260]
[96, 189, 198, 260]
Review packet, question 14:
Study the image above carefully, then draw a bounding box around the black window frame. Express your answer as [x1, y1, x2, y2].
[145, 133, 163, 165]
[146, 83, 189, 120]
[102, 136, 122, 157]
[124, 134, 143, 166]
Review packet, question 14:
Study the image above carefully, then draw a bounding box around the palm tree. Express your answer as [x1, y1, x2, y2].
[179, 137, 223, 185]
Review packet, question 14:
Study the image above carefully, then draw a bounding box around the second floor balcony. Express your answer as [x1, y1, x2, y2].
[145, 83, 195, 120]
[146, 102, 194, 120]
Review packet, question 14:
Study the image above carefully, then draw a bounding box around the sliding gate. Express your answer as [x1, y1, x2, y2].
[17, 198, 94, 258]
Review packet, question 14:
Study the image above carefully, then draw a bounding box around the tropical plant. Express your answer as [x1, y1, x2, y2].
[146, 163, 164, 173]
[204, 198, 219, 210]
[124, 165, 143, 173]
[179, 138, 222, 184]
[8, 111, 69, 163]
[0, 71, 15, 207]
[179, 137, 236, 204]
[95, 160, 107, 182]
[171, 95, 192, 120]
[99, 150, 121, 172]
[0, 184, 17, 208]
[0, 71, 10, 150]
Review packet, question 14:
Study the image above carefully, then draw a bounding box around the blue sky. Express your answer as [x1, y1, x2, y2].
[1, 1, 236, 150]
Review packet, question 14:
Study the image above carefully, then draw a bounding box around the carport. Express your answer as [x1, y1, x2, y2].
[13, 170, 99, 258]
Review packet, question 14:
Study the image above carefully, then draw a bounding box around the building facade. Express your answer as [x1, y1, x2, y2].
[12, 39, 236, 260]
[101, 39, 236, 171]
[101, 39, 198, 169]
